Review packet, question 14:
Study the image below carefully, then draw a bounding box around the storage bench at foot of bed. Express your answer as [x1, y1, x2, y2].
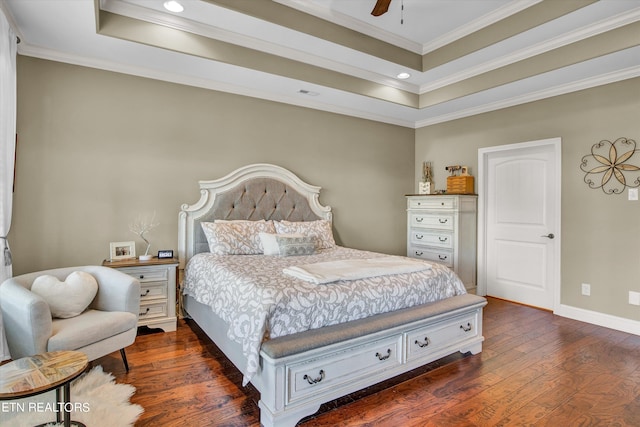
[256, 293, 487, 427]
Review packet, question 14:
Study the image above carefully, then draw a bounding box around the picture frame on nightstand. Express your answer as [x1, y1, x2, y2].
[109, 241, 136, 261]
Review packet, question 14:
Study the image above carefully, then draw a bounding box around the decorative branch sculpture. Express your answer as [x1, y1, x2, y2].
[129, 212, 160, 260]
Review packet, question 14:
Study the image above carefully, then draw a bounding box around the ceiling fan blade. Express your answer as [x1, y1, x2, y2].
[371, 0, 392, 16]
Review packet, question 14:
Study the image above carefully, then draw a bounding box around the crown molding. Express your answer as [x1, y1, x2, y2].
[415, 64, 640, 128]
[17, 43, 417, 128]
[421, 0, 541, 54]
[101, 0, 420, 93]
[17, 42, 640, 130]
[420, 6, 640, 94]
[274, 0, 422, 53]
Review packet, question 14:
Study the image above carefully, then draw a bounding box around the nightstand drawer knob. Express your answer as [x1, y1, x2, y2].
[139, 275, 144, 279]
[139, 307, 150, 316]
[141, 289, 150, 297]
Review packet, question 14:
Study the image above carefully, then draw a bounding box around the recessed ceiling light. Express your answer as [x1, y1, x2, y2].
[163, 1, 184, 13]
[396, 72, 411, 80]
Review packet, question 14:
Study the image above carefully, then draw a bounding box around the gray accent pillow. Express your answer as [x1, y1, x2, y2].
[274, 235, 317, 257]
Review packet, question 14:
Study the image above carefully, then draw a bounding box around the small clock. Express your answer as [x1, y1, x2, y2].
[157, 250, 174, 259]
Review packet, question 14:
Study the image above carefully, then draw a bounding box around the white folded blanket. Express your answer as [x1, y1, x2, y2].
[283, 257, 432, 285]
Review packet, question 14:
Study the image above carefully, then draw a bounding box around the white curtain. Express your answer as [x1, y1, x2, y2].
[0, 7, 17, 361]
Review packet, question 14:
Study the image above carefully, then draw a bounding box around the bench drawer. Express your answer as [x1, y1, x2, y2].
[406, 314, 479, 362]
[287, 336, 402, 404]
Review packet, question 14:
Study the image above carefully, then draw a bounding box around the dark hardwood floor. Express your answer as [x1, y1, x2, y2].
[96, 297, 640, 426]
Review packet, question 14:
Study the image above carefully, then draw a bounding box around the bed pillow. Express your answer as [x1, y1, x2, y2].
[274, 219, 335, 249]
[201, 220, 276, 255]
[31, 271, 98, 319]
[259, 232, 299, 255]
[259, 233, 316, 256]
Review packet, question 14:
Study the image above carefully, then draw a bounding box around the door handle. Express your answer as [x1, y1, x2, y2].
[541, 233, 555, 239]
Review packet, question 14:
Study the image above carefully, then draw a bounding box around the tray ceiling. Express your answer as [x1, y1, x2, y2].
[4, 0, 640, 127]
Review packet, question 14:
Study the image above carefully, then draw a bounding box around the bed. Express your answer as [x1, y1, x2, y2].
[178, 163, 487, 427]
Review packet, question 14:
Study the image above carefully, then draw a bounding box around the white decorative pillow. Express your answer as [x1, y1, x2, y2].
[274, 220, 335, 249]
[31, 271, 98, 319]
[201, 220, 276, 255]
[259, 232, 304, 255]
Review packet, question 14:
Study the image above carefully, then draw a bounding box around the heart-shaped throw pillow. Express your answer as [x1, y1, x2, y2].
[31, 271, 99, 318]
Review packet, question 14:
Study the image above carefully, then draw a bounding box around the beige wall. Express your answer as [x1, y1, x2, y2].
[11, 57, 414, 274]
[416, 77, 640, 321]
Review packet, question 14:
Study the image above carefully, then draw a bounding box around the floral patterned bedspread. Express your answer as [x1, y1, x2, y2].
[182, 246, 467, 385]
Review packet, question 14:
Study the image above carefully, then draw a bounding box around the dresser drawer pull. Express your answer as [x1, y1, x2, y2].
[375, 349, 392, 361]
[460, 322, 472, 332]
[416, 234, 424, 239]
[438, 255, 448, 261]
[438, 218, 448, 224]
[139, 275, 144, 279]
[415, 337, 430, 348]
[141, 289, 150, 297]
[303, 370, 325, 385]
[415, 251, 424, 256]
[438, 237, 448, 242]
[416, 217, 424, 223]
[139, 307, 150, 316]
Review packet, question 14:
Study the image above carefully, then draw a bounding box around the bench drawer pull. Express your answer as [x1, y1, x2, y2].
[303, 370, 325, 385]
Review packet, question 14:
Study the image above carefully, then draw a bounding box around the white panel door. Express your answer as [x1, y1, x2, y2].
[480, 139, 560, 310]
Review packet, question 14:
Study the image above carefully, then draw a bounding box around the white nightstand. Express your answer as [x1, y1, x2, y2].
[103, 257, 178, 332]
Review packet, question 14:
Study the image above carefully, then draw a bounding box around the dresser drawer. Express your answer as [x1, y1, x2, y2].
[138, 301, 168, 320]
[410, 214, 454, 230]
[408, 197, 456, 210]
[287, 336, 402, 404]
[406, 313, 479, 362]
[119, 267, 168, 283]
[410, 230, 453, 249]
[139, 282, 168, 301]
[408, 246, 453, 267]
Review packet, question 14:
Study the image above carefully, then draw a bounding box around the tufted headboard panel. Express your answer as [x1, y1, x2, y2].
[191, 178, 322, 256]
[178, 164, 332, 268]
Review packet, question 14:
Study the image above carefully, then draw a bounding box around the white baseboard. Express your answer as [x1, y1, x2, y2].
[555, 304, 640, 336]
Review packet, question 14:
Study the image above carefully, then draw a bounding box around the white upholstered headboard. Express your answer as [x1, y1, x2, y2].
[178, 163, 332, 269]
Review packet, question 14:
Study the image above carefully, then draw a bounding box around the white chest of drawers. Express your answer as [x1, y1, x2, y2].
[103, 257, 178, 332]
[406, 195, 477, 292]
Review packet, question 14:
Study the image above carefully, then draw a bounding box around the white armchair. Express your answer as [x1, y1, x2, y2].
[0, 266, 140, 371]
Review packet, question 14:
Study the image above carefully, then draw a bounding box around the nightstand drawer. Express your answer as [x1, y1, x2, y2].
[121, 267, 168, 283]
[138, 301, 167, 320]
[139, 282, 168, 301]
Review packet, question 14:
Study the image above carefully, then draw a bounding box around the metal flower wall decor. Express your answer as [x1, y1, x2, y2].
[580, 137, 640, 194]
